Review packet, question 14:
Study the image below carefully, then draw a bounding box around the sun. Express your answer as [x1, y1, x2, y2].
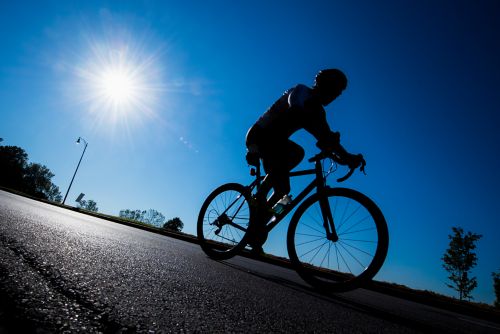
[75, 40, 162, 133]
[99, 67, 136, 105]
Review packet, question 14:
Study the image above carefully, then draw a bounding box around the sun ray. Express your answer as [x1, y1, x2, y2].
[73, 33, 164, 136]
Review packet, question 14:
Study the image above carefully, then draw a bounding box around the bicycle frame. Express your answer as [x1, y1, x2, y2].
[199, 152, 387, 291]
[247, 156, 339, 241]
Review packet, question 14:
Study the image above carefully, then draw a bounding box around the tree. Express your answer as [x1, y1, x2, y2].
[141, 209, 166, 228]
[163, 217, 183, 232]
[78, 199, 98, 212]
[119, 208, 166, 228]
[119, 209, 144, 221]
[0, 145, 62, 202]
[46, 184, 63, 203]
[493, 271, 500, 309]
[442, 227, 482, 300]
[0, 145, 28, 190]
[23, 162, 62, 201]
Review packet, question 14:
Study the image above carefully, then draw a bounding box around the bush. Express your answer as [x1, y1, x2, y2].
[163, 217, 183, 232]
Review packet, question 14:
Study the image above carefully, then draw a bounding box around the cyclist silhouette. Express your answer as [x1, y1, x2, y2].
[245, 69, 365, 253]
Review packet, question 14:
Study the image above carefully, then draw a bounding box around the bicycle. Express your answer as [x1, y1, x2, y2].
[197, 151, 389, 292]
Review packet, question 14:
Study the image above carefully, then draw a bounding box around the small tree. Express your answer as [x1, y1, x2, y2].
[119, 209, 144, 221]
[119, 208, 166, 228]
[163, 217, 183, 232]
[141, 209, 166, 228]
[493, 271, 500, 308]
[442, 227, 482, 300]
[78, 199, 98, 212]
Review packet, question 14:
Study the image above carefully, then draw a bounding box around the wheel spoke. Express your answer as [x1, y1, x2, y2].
[337, 203, 361, 231]
[336, 243, 352, 274]
[339, 226, 376, 236]
[299, 240, 328, 260]
[339, 240, 374, 258]
[338, 241, 367, 270]
[339, 215, 371, 235]
[296, 235, 326, 247]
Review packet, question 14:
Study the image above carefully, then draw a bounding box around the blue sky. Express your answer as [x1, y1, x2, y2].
[1, 1, 499, 304]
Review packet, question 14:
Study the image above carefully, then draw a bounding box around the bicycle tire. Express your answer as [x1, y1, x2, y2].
[197, 183, 253, 260]
[287, 187, 388, 292]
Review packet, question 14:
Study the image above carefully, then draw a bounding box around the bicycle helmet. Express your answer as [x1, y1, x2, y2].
[314, 69, 347, 92]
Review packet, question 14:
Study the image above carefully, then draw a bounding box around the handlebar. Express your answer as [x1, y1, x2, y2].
[336, 167, 356, 182]
[250, 151, 365, 183]
[308, 151, 366, 183]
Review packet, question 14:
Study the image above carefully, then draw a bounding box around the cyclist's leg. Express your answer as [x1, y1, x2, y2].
[245, 151, 283, 252]
[247, 178, 271, 252]
[248, 141, 304, 252]
[262, 139, 304, 205]
[286, 139, 305, 170]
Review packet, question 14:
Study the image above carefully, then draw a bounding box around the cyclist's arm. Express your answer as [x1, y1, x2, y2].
[301, 101, 342, 152]
[302, 102, 364, 168]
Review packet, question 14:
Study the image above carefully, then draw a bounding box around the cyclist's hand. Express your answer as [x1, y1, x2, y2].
[316, 131, 341, 152]
[348, 153, 366, 173]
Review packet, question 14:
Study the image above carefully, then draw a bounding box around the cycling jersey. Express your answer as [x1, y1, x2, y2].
[251, 84, 333, 145]
[246, 83, 342, 199]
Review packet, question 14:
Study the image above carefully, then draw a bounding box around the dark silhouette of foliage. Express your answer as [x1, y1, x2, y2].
[493, 271, 500, 308]
[119, 208, 166, 228]
[46, 184, 63, 202]
[163, 217, 183, 232]
[78, 199, 99, 212]
[0, 145, 28, 190]
[24, 162, 62, 202]
[442, 227, 482, 301]
[119, 209, 144, 221]
[0, 144, 62, 201]
[141, 209, 165, 227]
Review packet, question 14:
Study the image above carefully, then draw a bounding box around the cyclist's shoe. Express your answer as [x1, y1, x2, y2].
[249, 244, 265, 257]
[247, 221, 269, 252]
[248, 226, 268, 244]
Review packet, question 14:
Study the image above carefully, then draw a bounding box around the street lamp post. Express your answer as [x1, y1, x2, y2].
[62, 137, 88, 205]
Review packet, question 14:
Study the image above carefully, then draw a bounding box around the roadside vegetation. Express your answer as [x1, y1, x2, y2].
[0, 138, 62, 202]
[119, 208, 183, 232]
[442, 227, 482, 301]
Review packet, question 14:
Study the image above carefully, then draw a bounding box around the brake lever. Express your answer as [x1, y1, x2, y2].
[337, 159, 367, 182]
[360, 161, 367, 175]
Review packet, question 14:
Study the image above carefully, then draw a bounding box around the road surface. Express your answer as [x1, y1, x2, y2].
[0, 190, 498, 333]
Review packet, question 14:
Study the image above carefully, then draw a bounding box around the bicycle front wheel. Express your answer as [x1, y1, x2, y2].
[197, 183, 253, 260]
[287, 188, 388, 292]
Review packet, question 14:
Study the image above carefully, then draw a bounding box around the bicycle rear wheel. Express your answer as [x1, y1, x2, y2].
[197, 183, 253, 260]
[287, 188, 388, 292]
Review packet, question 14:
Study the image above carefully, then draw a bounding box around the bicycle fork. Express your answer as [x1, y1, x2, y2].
[318, 192, 339, 242]
[315, 161, 339, 242]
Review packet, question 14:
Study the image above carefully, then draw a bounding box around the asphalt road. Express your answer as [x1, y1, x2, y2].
[0, 190, 499, 333]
